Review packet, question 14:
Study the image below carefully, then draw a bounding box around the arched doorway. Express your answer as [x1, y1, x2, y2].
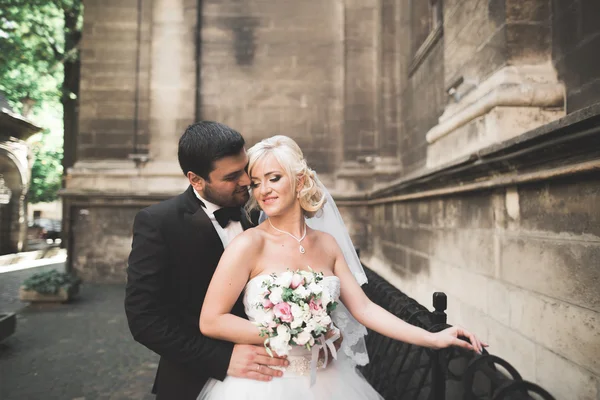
[0, 152, 26, 254]
[0, 98, 42, 255]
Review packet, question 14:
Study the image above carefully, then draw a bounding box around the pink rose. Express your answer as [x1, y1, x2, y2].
[309, 299, 322, 313]
[290, 273, 305, 289]
[273, 302, 294, 323]
[262, 297, 274, 309]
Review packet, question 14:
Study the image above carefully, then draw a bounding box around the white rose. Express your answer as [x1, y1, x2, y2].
[275, 271, 294, 288]
[269, 335, 291, 356]
[308, 282, 323, 295]
[290, 317, 304, 329]
[269, 287, 284, 304]
[290, 304, 304, 329]
[295, 329, 312, 346]
[293, 285, 310, 299]
[300, 270, 314, 284]
[276, 324, 291, 342]
[305, 319, 318, 333]
[302, 310, 312, 323]
[291, 304, 303, 319]
[318, 315, 332, 326]
[256, 309, 275, 326]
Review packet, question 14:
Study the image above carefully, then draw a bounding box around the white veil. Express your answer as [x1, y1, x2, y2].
[259, 183, 370, 366]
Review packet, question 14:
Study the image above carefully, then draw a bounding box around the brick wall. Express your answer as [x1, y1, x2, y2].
[552, 0, 600, 112]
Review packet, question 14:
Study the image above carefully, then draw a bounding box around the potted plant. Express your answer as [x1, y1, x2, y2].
[19, 269, 81, 302]
[0, 313, 16, 342]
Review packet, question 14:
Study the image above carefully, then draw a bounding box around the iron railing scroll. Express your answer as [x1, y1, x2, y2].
[359, 267, 556, 400]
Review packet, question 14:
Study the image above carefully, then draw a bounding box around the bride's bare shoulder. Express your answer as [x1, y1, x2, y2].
[311, 229, 342, 254]
[226, 224, 268, 254]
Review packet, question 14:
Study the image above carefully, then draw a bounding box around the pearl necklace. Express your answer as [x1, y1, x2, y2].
[268, 218, 307, 254]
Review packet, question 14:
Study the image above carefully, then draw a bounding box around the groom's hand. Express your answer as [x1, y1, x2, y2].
[227, 344, 289, 381]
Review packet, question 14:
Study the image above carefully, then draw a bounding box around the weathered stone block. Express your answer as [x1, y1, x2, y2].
[509, 287, 600, 375]
[430, 229, 496, 277]
[516, 177, 600, 237]
[483, 315, 537, 381]
[500, 236, 600, 311]
[506, 0, 551, 22]
[535, 345, 599, 400]
[71, 205, 141, 283]
[506, 22, 552, 64]
[486, 279, 512, 326]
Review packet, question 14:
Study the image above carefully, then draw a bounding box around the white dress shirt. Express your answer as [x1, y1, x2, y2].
[193, 189, 243, 248]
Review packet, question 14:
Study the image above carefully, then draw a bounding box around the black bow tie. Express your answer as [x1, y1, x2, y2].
[213, 207, 241, 228]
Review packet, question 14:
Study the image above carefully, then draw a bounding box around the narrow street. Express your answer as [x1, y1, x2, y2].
[0, 261, 158, 399]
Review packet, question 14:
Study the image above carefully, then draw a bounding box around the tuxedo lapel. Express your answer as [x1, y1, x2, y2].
[182, 186, 224, 254]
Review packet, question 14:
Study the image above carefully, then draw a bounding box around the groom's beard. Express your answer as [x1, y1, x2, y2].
[203, 184, 250, 208]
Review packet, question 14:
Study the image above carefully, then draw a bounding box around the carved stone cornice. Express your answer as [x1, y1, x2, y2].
[334, 103, 600, 204]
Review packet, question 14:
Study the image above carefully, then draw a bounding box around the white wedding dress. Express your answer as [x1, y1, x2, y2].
[198, 274, 384, 400]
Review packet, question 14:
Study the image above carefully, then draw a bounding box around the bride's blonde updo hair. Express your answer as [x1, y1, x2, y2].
[246, 135, 326, 218]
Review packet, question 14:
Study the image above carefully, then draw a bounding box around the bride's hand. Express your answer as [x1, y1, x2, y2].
[432, 326, 488, 354]
[318, 328, 343, 362]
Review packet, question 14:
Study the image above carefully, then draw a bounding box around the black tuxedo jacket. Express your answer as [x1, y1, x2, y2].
[125, 186, 255, 399]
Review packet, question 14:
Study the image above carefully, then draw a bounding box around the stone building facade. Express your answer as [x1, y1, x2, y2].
[0, 96, 41, 254]
[66, 0, 599, 397]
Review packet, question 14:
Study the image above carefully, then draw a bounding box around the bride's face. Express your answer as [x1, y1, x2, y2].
[250, 154, 298, 217]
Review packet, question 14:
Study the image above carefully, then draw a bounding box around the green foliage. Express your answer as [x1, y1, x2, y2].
[22, 269, 81, 295]
[0, 0, 82, 202]
[0, 0, 64, 113]
[29, 131, 63, 203]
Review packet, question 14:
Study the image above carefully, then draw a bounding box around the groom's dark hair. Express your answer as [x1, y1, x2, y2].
[178, 121, 245, 180]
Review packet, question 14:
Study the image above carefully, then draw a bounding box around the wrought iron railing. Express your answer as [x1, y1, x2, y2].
[359, 267, 556, 400]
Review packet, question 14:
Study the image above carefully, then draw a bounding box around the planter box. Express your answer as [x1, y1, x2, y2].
[19, 284, 79, 303]
[0, 313, 16, 342]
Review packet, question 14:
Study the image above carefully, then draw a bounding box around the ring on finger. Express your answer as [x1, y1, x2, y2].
[256, 364, 261, 372]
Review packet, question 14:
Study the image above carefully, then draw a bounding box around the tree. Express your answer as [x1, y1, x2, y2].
[0, 0, 82, 203]
[29, 131, 63, 203]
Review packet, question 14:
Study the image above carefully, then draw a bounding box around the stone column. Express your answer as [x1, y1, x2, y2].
[145, 0, 197, 178]
[66, 0, 197, 195]
[336, 0, 380, 192]
[62, 0, 198, 281]
[372, 0, 412, 181]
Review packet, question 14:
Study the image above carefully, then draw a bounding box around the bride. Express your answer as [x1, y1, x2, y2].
[198, 135, 486, 399]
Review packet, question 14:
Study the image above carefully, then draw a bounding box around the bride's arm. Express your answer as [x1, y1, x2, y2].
[199, 231, 264, 346]
[328, 235, 485, 353]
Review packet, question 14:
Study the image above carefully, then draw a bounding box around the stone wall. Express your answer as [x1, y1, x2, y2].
[552, 0, 600, 112]
[400, 40, 445, 174]
[360, 173, 600, 398]
[337, 1, 600, 398]
[70, 2, 600, 396]
[69, 204, 143, 283]
[79, 0, 145, 160]
[200, 0, 344, 173]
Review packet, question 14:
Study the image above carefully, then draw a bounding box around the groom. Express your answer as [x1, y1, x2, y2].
[125, 121, 288, 399]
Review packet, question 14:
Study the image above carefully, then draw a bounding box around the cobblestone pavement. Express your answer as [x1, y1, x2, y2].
[0, 284, 159, 400]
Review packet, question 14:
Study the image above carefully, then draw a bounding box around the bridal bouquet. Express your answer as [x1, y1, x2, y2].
[253, 268, 338, 357]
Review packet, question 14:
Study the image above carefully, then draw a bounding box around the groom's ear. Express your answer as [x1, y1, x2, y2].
[187, 171, 205, 191]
